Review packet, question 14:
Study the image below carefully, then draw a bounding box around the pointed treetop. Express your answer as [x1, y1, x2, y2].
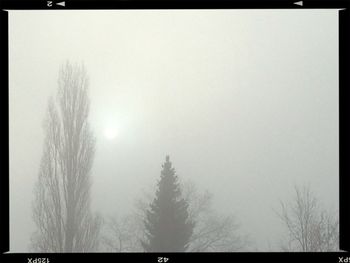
[161, 155, 174, 177]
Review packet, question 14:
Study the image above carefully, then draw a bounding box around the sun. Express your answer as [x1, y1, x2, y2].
[103, 127, 118, 140]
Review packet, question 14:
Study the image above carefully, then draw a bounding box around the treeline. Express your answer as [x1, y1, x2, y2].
[30, 62, 339, 252]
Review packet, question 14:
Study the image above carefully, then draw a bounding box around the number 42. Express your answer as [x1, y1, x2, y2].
[158, 257, 169, 263]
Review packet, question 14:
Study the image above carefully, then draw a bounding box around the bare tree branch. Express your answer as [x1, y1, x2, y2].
[277, 185, 338, 252]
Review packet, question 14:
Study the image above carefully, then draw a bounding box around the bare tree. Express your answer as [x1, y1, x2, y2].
[31, 62, 101, 252]
[102, 180, 248, 252]
[181, 181, 248, 252]
[278, 185, 338, 252]
[101, 215, 146, 252]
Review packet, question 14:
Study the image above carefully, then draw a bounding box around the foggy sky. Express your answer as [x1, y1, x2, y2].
[9, 10, 339, 252]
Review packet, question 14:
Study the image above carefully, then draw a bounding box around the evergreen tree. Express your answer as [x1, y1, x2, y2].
[141, 155, 194, 252]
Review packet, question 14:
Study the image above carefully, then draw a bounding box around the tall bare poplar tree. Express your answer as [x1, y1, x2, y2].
[31, 62, 101, 252]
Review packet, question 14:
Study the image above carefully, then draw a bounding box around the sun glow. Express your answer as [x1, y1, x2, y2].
[103, 127, 118, 140]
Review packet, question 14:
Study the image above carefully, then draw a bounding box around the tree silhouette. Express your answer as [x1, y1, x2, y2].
[181, 181, 248, 252]
[141, 156, 194, 252]
[102, 180, 248, 252]
[31, 62, 101, 252]
[278, 185, 339, 252]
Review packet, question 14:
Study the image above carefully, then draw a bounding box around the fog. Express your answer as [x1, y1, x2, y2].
[9, 10, 339, 252]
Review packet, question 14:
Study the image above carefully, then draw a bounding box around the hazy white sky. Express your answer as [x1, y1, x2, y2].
[9, 10, 339, 252]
